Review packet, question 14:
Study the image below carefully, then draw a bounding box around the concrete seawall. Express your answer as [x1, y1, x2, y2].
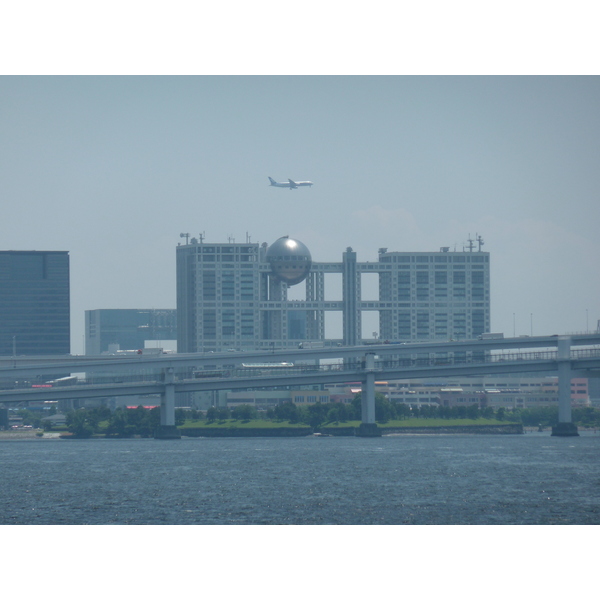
[379, 424, 524, 435]
[180, 423, 524, 437]
[180, 427, 313, 437]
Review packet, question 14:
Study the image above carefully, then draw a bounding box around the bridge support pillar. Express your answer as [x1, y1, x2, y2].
[155, 367, 181, 440]
[357, 353, 381, 437]
[552, 337, 579, 437]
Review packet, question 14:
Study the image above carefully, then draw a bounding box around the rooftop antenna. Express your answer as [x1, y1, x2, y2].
[198, 232, 205, 243]
[228, 235, 235, 244]
[467, 234, 475, 252]
[476, 234, 484, 252]
[180, 233, 190, 245]
[246, 232, 251, 243]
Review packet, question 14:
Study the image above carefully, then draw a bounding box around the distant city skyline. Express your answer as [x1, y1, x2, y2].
[1, 76, 599, 354]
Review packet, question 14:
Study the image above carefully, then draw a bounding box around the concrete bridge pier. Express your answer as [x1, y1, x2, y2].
[552, 337, 579, 437]
[154, 367, 181, 439]
[357, 353, 381, 437]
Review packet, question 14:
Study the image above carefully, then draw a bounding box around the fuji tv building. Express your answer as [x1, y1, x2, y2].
[176, 235, 490, 353]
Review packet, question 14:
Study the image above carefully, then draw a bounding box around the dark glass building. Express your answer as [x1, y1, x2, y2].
[0, 251, 70, 355]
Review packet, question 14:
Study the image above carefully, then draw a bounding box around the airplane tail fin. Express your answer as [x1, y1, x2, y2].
[268, 177, 277, 185]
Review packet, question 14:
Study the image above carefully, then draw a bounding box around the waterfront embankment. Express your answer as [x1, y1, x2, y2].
[180, 426, 313, 437]
[378, 423, 523, 435]
[180, 421, 524, 437]
[0, 422, 525, 440]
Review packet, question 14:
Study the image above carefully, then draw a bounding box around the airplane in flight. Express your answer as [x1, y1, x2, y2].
[268, 176, 313, 189]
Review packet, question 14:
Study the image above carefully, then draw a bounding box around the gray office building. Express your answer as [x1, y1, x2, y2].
[85, 309, 177, 355]
[0, 251, 70, 355]
[176, 236, 490, 353]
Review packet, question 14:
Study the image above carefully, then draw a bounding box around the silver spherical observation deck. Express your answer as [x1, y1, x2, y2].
[266, 236, 312, 286]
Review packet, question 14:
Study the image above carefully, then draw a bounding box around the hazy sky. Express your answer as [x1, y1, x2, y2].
[2, 76, 599, 352]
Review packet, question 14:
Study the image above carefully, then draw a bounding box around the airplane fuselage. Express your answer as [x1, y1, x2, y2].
[268, 177, 313, 189]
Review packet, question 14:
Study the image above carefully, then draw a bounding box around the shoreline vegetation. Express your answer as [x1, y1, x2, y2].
[6, 422, 600, 440]
[4, 422, 600, 440]
[5, 402, 600, 439]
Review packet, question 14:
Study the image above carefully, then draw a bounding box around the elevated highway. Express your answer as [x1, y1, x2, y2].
[1, 334, 599, 437]
[1, 346, 599, 401]
[1, 332, 600, 378]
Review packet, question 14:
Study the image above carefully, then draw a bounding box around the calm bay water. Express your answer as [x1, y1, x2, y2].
[1, 432, 599, 525]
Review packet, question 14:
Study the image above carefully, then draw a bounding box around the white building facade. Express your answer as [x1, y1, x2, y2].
[176, 237, 491, 353]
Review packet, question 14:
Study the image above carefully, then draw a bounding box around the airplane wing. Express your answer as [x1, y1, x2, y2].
[288, 179, 298, 188]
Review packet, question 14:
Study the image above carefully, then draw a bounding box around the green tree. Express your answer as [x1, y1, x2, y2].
[232, 404, 257, 422]
[148, 407, 161, 431]
[327, 406, 340, 424]
[18, 408, 43, 429]
[128, 405, 147, 428]
[574, 407, 600, 428]
[105, 408, 135, 437]
[395, 402, 411, 420]
[86, 406, 111, 431]
[351, 392, 392, 423]
[438, 406, 451, 419]
[448, 406, 461, 419]
[66, 409, 94, 438]
[481, 406, 495, 419]
[351, 395, 362, 420]
[115, 405, 154, 436]
[175, 408, 187, 426]
[418, 405, 434, 419]
[466, 404, 480, 420]
[375, 395, 395, 423]
[274, 402, 299, 423]
[205, 407, 218, 423]
[217, 407, 230, 421]
[306, 402, 329, 428]
[326, 402, 350, 424]
[136, 407, 160, 437]
[337, 403, 351, 422]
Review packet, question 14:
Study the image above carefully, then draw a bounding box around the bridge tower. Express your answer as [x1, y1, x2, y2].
[357, 352, 381, 437]
[154, 367, 181, 439]
[552, 336, 579, 437]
